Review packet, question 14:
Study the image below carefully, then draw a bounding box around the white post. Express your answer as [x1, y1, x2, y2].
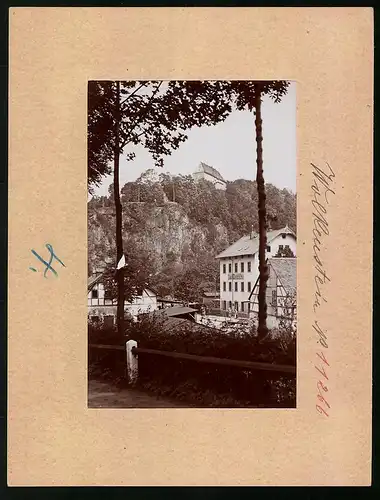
[126, 340, 138, 384]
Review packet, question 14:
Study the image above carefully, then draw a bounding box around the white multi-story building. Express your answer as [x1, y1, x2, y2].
[192, 162, 227, 190]
[215, 226, 296, 314]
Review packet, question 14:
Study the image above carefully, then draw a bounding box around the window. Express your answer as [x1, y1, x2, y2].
[228, 301, 232, 309]
[282, 233, 286, 239]
[91, 289, 98, 299]
[266, 245, 271, 252]
[272, 289, 277, 306]
[247, 281, 252, 292]
[285, 244, 290, 250]
[104, 289, 113, 300]
[228, 282, 232, 292]
[234, 263, 238, 273]
[90, 315, 99, 323]
[247, 261, 251, 272]
[241, 262, 244, 273]
[228, 263, 232, 273]
[234, 301, 238, 311]
[223, 263, 226, 273]
[104, 315, 114, 328]
[223, 282, 226, 291]
[279, 245, 284, 251]
[247, 302, 251, 312]
[241, 282, 244, 292]
[241, 302, 245, 312]
[235, 282, 238, 292]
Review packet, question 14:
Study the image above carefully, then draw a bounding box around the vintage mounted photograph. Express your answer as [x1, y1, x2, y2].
[87, 80, 296, 408]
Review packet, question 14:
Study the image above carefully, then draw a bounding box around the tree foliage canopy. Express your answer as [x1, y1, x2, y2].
[88, 80, 290, 192]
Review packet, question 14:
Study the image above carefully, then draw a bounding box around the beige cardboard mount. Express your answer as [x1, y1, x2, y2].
[8, 7, 373, 486]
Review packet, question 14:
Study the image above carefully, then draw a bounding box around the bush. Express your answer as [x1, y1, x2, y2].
[126, 315, 296, 407]
[88, 322, 120, 345]
[88, 322, 128, 383]
[88, 315, 296, 407]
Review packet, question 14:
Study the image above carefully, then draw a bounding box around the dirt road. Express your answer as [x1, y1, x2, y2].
[88, 379, 190, 408]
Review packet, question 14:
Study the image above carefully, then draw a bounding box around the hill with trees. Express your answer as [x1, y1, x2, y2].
[88, 170, 296, 300]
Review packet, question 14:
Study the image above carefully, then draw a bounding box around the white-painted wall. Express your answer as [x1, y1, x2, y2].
[126, 290, 158, 317]
[88, 284, 157, 323]
[219, 254, 258, 312]
[218, 233, 296, 312]
[192, 171, 227, 190]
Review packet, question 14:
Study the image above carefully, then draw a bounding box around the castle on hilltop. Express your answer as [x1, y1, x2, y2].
[192, 162, 227, 190]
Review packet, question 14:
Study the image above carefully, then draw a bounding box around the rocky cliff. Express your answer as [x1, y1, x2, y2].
[88, 176, 296, 295]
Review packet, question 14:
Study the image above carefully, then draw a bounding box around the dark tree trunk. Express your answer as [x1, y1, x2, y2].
[113, 81, 125, 340]
[254, 84, 269, 340]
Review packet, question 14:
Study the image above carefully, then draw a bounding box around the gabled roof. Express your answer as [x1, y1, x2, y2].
[138, 314, 212, 333]
[248, 257, 296, 300]
[163, 306, 198, 317]
[198, 162, 226, 183]
[216, 226, 296, 259]
[88, 273, 103, 291]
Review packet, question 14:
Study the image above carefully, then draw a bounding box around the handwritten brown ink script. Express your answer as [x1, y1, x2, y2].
[311, 162, 336, 417]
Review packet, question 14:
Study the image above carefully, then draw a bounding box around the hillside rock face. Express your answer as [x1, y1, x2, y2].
[88, 177, 296, 292]
[88, 201, 230, 275]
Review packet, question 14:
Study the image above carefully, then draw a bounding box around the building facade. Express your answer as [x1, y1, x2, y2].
[192, 162, 227, 190]
[88, 274, 157, 325]
[215, 226, 296, 314]
[248, 258, 296, 329]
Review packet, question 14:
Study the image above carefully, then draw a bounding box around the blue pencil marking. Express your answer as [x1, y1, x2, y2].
[30, 243, 66, 278]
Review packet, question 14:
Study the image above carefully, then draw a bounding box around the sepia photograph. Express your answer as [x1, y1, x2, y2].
[87, 80, 296, 408]
[7, 5, 373, 486]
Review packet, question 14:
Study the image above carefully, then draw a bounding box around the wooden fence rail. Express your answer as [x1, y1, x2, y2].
[132, 347, 295, 374]
[89, 342, 296, 383]
[89, 343, 124, 351]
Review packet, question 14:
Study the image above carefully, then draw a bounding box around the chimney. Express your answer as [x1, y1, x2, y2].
[250, 225, 255, 239]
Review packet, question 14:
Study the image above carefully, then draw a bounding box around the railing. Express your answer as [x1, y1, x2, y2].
[89, 342, 296, 385]
[89, 343, 124, 350]
[132, 347, 295, 374]
[125, 341, 295, 383]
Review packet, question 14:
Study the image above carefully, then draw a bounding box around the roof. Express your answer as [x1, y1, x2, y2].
[88, 273, 103, 291]
[198, 162, 226, 183]
[139, 314, 213, 334]
[215, 226, 296, 259]
[248, 257, 296, 300]
[163, 306, 198, 317]
[269, 258, 297, 295]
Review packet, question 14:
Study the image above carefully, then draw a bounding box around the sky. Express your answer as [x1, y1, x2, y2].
[92, 82, 296, 197]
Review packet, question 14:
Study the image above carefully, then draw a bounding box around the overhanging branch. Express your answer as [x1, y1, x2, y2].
[120, 82, 148, 108]
[120, 81, 163, 151]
